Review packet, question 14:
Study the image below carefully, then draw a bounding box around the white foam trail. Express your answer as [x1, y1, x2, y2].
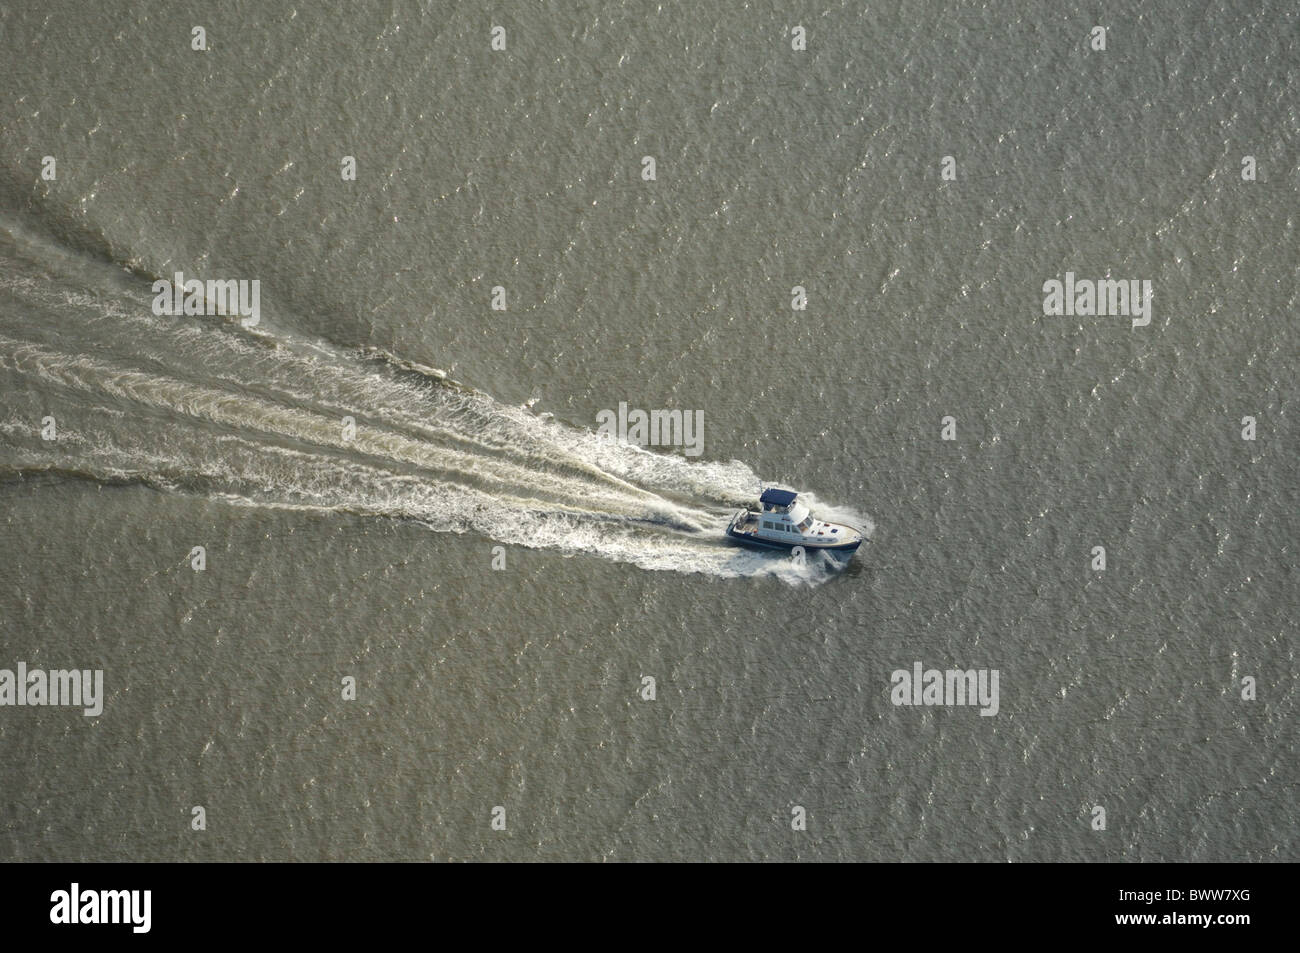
[0, 262, 871, 585]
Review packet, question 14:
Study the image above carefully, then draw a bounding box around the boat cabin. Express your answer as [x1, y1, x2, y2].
[758, 488, 814, 535]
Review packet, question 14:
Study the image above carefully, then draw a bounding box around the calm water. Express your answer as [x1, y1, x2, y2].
[0, 1, 1295, 861]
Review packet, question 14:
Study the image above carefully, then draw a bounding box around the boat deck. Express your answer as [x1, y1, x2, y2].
[729, 509, 863, 550]
[728, 501, 864, 557]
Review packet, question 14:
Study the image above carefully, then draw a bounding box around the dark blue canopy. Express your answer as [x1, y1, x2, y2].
[759, 488, 798, 506]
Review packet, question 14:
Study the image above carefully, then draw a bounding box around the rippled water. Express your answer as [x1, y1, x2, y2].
[0, 1, 1295, 861]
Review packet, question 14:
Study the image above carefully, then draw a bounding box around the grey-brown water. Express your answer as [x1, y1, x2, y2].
[0, 1, 1295, 861]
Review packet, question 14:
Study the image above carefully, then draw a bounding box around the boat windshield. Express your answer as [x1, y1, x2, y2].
[797, 516, 813, 532]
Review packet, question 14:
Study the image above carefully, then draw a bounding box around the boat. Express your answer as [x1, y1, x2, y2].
[725, 488, 865, 556]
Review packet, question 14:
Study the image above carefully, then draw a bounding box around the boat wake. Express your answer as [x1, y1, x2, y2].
[0, 222, 871, 585]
